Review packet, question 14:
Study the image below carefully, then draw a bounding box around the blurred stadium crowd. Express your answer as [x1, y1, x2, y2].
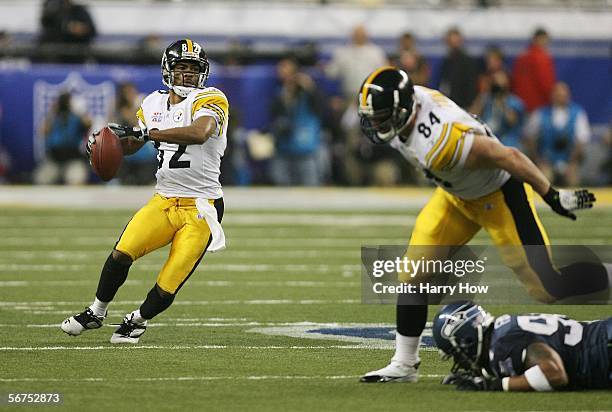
[0, 0, 609, 187]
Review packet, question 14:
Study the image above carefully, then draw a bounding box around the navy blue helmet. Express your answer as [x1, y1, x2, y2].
[432, 301, 494, 374]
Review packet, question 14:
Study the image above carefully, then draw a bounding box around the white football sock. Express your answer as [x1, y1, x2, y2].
[129, 309, 146, 325]
[89, 298, 109, 318]
[391, 332, 421, 366]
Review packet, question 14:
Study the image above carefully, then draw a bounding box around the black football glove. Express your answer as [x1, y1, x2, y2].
[455, 374, 503, 391]
[86, 130, 98, 165]
[542, 186, 596, 221]
[108, 123, 149, 142]
[441, 370, 473, 385]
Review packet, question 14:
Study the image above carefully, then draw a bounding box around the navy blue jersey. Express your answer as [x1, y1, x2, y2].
[488, 314, 611, 390]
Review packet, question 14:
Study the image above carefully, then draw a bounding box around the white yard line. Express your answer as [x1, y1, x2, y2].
[0, 250, 361, 259]
[0, 345, 389, 351]
[0, 237, 608, 247]
[0, 237, 407, 246]
[0, 374, 446, 383]
[0, 321, 378, 328]
[0, 280, 360, 287]
[0, 214, 416, 227]
[0, 263, 362, 273]
[0, 299, 360, 307]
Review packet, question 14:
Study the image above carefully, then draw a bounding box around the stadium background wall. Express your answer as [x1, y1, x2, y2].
[0, 2, 609, 174]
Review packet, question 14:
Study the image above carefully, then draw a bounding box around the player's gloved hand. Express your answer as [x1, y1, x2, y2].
[441, 370, 472, 385]
[542, 186, 596, 221]
[108, 123, 149, 142]
[85, 130, 98, 165]
[455, 374, 502, 391]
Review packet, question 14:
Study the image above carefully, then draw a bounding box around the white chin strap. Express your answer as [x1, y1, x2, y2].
[172, 85, 196, 97]
[376, 128, 396, 143]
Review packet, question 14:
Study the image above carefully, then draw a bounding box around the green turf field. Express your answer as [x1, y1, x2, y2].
[0, 206, 610, 411]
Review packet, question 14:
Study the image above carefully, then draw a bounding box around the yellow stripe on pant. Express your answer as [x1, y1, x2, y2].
[115, 194, 213, 294]
[403, 179, 556, 303]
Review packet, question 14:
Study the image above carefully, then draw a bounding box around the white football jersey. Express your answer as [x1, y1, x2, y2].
[136, 87, 228, 199]
[390, 86, 510, 199]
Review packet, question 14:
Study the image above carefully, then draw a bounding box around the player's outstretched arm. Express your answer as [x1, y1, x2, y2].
[506, 342, 568, 391]
[108, 116, 217, 146]
[453, 342, 567, 392]
[465, 133, 596, 220]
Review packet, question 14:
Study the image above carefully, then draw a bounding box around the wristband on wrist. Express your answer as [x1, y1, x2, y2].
[501, 377, 510, 391]
[524, 365, 553, 391]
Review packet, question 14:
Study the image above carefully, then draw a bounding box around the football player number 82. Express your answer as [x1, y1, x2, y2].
[156, 144, 191, 169]
[517, 314, 583, 346]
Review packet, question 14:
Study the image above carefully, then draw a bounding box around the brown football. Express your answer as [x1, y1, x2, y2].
[90, 126, 123, 181]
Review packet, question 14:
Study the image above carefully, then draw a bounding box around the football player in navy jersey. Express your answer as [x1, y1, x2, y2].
[432, 301, 612, 391]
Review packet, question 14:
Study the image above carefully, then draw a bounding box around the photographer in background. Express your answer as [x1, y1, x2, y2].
[524, 82, 591, 186]
[34, 92, 91, 185]
[270, 57, 327, 186]
[471, 70, 525, 149]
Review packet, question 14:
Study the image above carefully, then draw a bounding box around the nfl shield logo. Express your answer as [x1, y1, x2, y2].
[32, 72, 115, 160]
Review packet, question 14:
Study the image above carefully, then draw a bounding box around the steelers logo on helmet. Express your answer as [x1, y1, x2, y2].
[358, 67, 416, 144]
[161, 39, 210, 97]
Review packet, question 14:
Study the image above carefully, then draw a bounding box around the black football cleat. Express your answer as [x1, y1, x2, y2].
[110, 313, 147, 344]
[61, 308, 105, 336]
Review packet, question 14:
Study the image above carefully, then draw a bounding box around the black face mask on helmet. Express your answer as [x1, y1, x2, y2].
[358, 67, 416, 144]
[161, 39, 210, 97]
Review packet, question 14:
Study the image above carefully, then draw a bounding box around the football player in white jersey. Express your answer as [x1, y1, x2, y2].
[356, 67, 611, 382]
[61, 39, 228, 343]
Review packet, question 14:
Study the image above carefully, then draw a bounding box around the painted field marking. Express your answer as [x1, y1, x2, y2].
[0, 250, 361, 259]
[0, 321, 380, 328]
[0, 374, 446, 383]
[0, 213, 417, 227]
[0, 299, 360, 307]
[0, 263, 361, 273]
[0, 345, 391, 351]
[0, 237, 409, 246]
[0, 280, 360, 288]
